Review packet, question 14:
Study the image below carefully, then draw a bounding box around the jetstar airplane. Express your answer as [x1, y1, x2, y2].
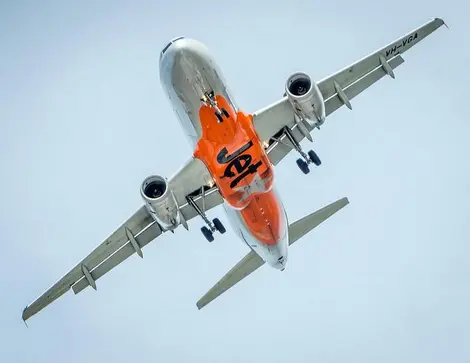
[22, 18, 446, 322]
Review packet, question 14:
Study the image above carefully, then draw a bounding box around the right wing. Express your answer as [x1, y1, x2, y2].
[252, 18, 446, 166]
[196, 197, 350, 310]
[22, 157, 223, 322]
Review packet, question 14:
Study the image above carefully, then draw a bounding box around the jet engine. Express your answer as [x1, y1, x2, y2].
[140, 175, 181, 230]
[285, 72, 326, 126]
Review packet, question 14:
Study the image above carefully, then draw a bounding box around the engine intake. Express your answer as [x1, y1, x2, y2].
[141, 175, 181, 230]
[285, 72, 325, 126]
[142, 177, 166, 199]
[287, 74, 312, 96]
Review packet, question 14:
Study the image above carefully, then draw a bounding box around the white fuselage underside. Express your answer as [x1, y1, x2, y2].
[159, 37, 288, 269]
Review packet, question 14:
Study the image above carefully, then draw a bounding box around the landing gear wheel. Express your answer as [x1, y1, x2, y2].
[274, 126, 322, 174]
[308, 150, 321, 166]
[187, 191, 227, 243]
[213, 218, 226, 234]
[215, 112, 224, 123]
[296, 158, 310, 174]
[201, 226, 214, 242]
[222, 108, 230, 118]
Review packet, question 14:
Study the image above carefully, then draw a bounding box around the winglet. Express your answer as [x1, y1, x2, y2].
[435, 17, 449, 29]
[22, 306, 29, 327]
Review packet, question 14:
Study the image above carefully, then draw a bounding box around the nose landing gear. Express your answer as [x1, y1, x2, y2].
[200, 91, 230, 123]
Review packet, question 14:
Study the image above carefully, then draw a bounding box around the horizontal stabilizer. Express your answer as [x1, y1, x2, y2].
[196, 249, 264, 310]
[196, 197, 350, 310]
[288, 197, 349, 246]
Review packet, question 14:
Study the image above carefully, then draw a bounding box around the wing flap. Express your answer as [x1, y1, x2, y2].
[72, 222, 162, 293]
[252, 98, 295, 144]
[324, 55, 405, 116]
[179, 187, 224, 221]
[75, 206, 154, 275]
[168, 157, 215, 206]
[72, 187, 225, 292]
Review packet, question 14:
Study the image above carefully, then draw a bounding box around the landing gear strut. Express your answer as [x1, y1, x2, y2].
[200, 91, 230, 123]
[272, 126, 322, 175]
[186, 187, 226, 242]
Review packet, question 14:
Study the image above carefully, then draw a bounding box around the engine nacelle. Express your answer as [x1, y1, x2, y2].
[140, 175, 181, 230]
[285, 72, 326, 126]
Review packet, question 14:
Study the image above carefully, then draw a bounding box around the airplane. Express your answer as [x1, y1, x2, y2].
[22, 17, 446, 322]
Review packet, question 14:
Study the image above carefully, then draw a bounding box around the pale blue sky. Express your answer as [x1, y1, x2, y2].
[1, 0, 469, 362]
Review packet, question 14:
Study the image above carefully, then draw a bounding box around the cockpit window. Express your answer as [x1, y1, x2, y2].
[161, 42, 173, 56]
[160, 37, 185, 59]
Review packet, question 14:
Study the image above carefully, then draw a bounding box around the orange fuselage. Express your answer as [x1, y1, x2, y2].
[193, 95, 284, 245]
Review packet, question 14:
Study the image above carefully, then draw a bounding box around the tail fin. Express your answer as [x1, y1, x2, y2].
[196, 197, 350, 310]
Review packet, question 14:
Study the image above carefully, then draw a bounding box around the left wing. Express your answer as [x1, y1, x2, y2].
[22, 157, 223, 322]
[252, 18, 446, 166]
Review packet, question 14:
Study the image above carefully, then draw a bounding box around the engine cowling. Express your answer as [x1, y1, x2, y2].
[140, 175, 181, 230]
[285, 72, 325, 126]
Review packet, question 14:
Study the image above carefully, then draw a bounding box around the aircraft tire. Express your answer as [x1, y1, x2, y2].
[296, 158, 310, 174]
[213, 218, 226, 234]
[201, 226, 214, 242]
[308, 150, 322, 166]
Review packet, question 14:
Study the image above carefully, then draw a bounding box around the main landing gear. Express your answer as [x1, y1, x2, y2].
[186, 188, 226, 242]
[272, 126, 322, 175]
[200, 91, 230, 123]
